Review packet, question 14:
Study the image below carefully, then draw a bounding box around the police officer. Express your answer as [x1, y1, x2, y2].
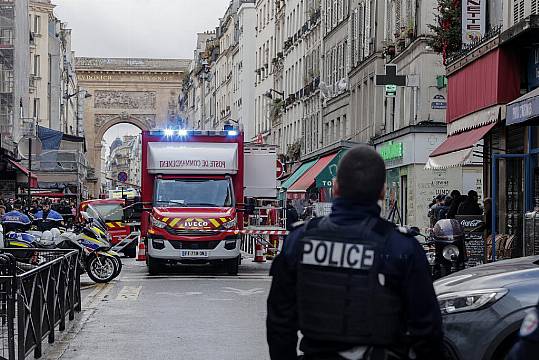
[1, 199, 31, 233]
[34, 198, 64, 231]
[508, 299, 539, 359]
[267, 145, 443, 360]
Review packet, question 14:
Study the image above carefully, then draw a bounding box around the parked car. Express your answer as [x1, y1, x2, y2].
[434, 256, 539, 360]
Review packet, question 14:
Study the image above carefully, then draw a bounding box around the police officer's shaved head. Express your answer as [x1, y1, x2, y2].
[336, 145, 386, 203]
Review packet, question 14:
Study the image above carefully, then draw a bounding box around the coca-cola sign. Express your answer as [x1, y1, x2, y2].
[460, 219, 482, 228]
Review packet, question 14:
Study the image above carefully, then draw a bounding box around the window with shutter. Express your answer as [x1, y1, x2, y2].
[532, 0, 538, 15]
[359, 2, 364, 60]
[344, 0, 349, 17]
[333, 0, 338, 28]
[364, 0, 371, 55]
[354, 9, 360, 63]
[350, 10, 356, 65]
[339, 0, 344, 22]
[395, 0, 401, 36]
[333, 47, 337, 87]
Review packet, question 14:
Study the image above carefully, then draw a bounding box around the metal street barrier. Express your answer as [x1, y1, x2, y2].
[0, 249, 81, 360]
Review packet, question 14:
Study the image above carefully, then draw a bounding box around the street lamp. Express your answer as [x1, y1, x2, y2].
[263, 89, 285, 99]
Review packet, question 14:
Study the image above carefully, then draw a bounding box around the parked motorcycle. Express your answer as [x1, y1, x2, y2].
[411, 219, 467, 280]
[3, 209, 122, 283]
[56, 211, 122, 283]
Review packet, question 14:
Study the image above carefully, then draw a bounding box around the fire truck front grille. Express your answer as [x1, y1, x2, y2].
[166, 227, 220, 237]
[168, 240, 220, 250]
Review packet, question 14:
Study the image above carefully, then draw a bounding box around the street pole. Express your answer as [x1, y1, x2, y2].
[27, 137, 32, 211]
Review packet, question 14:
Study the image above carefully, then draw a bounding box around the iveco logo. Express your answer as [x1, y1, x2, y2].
[185, 221, 209, 227]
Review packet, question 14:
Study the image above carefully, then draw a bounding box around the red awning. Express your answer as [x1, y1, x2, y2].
[426, 123, 496, 169]
[288, 153, 338, 193]
[9, 159, 38, 188]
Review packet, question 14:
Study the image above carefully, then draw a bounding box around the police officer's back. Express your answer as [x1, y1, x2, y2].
[1, 200, 31, 233]
[266, 145, 443, 360]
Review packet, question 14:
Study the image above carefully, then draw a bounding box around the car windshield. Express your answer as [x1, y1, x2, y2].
[90, 204, 124, 222]
[154, 179, 233, 207]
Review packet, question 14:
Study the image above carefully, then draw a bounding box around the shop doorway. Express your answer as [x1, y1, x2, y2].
[400, 175, 408, 225]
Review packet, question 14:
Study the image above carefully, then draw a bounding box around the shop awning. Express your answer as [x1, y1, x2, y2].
[9, 159, 38, 188]
[425, 123, 496, 169]
[280, 160, 317, 191]
[315, 150, 346, 188]
[288, 153, 339, 193]
[506, 87, 539, 125]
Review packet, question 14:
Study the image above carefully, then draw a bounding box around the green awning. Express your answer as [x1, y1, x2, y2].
[315, 150, 346, 188]
[279, 160, 317, 199]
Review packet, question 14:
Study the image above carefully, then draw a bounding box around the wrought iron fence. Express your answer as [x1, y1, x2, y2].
[0, 249, 81, 360]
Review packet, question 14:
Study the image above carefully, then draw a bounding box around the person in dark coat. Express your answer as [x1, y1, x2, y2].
[446, 190, 462, 219]
[457, 190, 483, 216]
[267, 145, 443, 360]
[285, 200, 299, 231]
[437, 195, 452, 220]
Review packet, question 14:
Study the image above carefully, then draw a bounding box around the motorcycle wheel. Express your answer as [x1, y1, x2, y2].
[112, 256, 123, 279]
[86, 255, 117, 283]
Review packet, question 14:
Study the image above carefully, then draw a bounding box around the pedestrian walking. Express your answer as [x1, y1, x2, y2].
[267, 145, 443, 360]
[457, 190, 483, 216]
[428, 194, 444, 227]
[436, 195, 452, 220]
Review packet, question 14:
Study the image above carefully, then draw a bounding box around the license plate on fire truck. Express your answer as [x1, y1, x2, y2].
[180, 250, 209, 258]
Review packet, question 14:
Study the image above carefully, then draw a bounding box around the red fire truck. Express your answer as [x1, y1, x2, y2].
[141, 129, 268, 275]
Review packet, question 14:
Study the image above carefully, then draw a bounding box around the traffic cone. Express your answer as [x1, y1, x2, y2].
[136, 237, 146, 261]
[253, 242, 266, 263]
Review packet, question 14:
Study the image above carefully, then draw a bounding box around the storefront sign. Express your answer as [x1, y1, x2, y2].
[456, 215, 485, 268]
[431, 94, 447, 110]
[462, 0, 486, 45]
[380, 141, 403, 161]
[316, 150, 345, 189]
[507, 94, 539, 125]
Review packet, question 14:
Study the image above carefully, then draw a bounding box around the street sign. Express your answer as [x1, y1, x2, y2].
[276, 160, 284, 179]
[385, 85, 397, 98]
[118, 171, 128, 183]
[375, 64, 407, 87]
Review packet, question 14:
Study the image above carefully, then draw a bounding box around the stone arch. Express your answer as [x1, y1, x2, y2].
[94, 113, 151, 148]
[92, 113, 151, 196]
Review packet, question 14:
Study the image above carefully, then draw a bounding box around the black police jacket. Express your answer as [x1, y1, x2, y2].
[266, 198, 444, 360]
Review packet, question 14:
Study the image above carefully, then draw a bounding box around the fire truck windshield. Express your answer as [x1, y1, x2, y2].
[154, 178, 233, 207]
[91, 203, 124, 222]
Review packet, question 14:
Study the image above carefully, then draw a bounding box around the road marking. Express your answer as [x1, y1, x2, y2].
[155, 291, 203, 298]
[221, 287, 265, 296]
[120, 277, 272, 282]
[115, 286, 142, 301]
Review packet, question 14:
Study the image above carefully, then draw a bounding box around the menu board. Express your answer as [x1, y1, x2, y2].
[456, 215, 485, 268]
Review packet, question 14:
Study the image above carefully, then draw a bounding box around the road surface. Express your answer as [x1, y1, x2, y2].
[47, 257, 273, 360]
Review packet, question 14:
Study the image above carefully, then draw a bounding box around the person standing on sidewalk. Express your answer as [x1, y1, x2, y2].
[267, 145, 443, 360]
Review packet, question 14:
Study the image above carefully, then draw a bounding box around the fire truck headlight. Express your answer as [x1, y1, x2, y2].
[164, 129, 175, 137]
[221, 218, 237, 229]
[150, 216, 167, 229]
[227, 130, 238, 136]
[177, 129, 188, 136]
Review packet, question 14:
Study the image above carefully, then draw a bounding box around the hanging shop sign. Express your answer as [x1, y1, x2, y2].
[462, 0, 486, 45]
[380, 141, 403, 162]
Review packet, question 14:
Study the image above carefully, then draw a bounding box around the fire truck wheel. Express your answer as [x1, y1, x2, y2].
[225, 256, 240, 275]
[147, 256, 163, 276]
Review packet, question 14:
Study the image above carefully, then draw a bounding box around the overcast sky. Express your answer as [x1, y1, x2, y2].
[53, 0, 231, 150]
[53, 0, 230, 59]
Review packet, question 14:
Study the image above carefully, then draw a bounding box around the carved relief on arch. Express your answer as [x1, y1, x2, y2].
[94, 90, 157, 109]
[94, 113, 156, 130]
